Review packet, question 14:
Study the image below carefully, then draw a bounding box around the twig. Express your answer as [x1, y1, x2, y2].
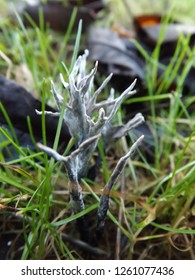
[61, 233, 109, 257]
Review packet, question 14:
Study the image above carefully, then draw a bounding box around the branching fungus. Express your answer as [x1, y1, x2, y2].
[36, 50, 144, 235]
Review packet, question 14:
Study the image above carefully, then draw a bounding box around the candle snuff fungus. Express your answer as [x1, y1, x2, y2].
[36, 50, 144, 236]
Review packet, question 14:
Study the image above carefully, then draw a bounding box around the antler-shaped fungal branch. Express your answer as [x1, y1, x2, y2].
[36, 50, 144, 221]
[37, 134, 100, 213]
[96, 135, 144, 237]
